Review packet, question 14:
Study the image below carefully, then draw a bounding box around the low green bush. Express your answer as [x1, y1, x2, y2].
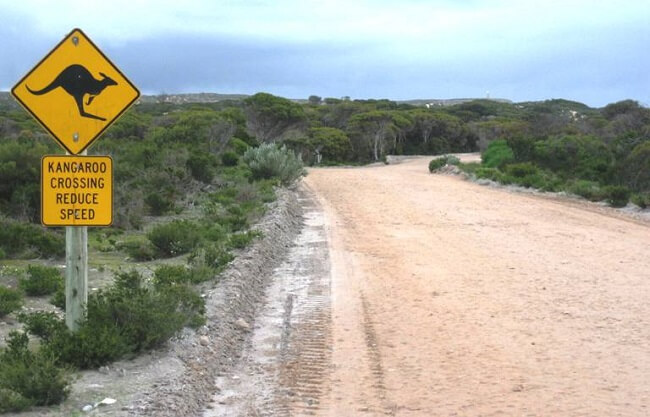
[243, 143, 306, 185]
[153, 264, 215, 287]
[481, 139, 515, 169]
[504, 162, 538, 178]
[19, 265, 62, 297]
[187, 153, 216, 183]
[631, 193, 650, 209]
[145, 192, 174, 216]
[568, 180, 606, 202]
[0, 286, 23, 317]
[192, 243, 234, 270]
[18, 311, 66, 342]
[221, 151, 239, 167]
[603, 185, 631, 207]
[23, 270, 205, 369]
[227, 230, 262, 250]
[0, 220, 64, 259]
[500, 162, 545, 189]
[428, 155, 461, 172]
[50, 285, 65, 309]
[229, 137, 250, 155]
[475, 167, 502, 182]
[119, 237, 156, 261]
[0, 387, 32, 413]
[0, 331, 70, 410]
[457, 162, 481, 175]
[147, 220, 201, 257]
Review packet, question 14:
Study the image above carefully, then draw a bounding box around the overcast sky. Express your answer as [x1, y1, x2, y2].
[1, 0, 648, 107]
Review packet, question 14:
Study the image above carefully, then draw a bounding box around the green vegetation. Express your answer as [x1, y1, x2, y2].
[428, 155, 461, 172]
[0, 286, 23, 317]
[19, 265, 63, 296]
[0, 331, 70, 412]
[462, 100, 650, 207]
[15, 269, 204, 370]
[0, 219, 64, 259]
[243, 143, 306, 184]
[147, 220, 202, 258]
[481, 139, 515, 168]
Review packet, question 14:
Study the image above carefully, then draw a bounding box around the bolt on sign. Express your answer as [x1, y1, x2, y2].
[41, 155, 113, 226]
[11, 28, 139, 155]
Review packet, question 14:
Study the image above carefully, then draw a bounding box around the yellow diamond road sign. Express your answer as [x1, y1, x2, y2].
[12, 28, 139, 155]
[42, 155, 113, 226]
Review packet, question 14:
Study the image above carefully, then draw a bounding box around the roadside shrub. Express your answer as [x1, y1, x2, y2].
[221, 151, 239, 166]
[243, 143, 306, 185]
[153, 264, 214, 287]
[0, 331, 70, 408]
[192, 243, 234, 270]
[145, 192, 174, 216]
[428, 155, 461, 172]
[500, 162, 543, 188]
[0, 387, 32, 413]
[147, 220, 201, 257]
[229, 137, 251, 155]
[603, 185, 631, 207]
[504, 162, 538, 178]
[568, 180, 606, 202]
[631, 193, 650, 209]
[474, 167, 502, 182]
[0, 219, 64, 259]
[26, 270, 205, 369]
[18, 311, 66, 342]
[19, 265, 62, 296]
[153, 265, 191, 287]
[533, 135, 613, 183]
[457, 161, 481, 175]
[187, 152, 216, 183]
[50, 285, 65, 309]
[227, 230, 262, 250]
[481, 139, 515, 168]
[0, 286, 23, 317]
[118, 237, 156, 261]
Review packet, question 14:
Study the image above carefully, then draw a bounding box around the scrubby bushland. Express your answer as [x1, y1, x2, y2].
[631, 192, 650, 208]
[603, 185, 631, 207]
[18, 265, 62, 296]
[481, 140, 515, 168]
[2, 95, 647, 235]
[568, 180, 606, 201]
[147, 220, 202, 258]
[0, 331, 70, 412]
[20, 270, 205, 370]
[227, 230, 262, 250]
[153, 264, 215, 287]
[0, 219, 64, 259]
[243, 143, 306, 185]
[461, 102, 650, 207]
[0, 286, 23, 317]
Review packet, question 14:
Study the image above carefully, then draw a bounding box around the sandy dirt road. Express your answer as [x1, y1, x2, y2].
[300, 157, 650, 416]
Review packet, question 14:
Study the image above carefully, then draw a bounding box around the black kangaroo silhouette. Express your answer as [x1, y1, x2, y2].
[26, 64, 117, 121]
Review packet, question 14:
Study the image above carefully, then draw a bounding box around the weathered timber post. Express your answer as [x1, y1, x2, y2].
[65, 222, 88, 331]
[65, 149, 88, 331]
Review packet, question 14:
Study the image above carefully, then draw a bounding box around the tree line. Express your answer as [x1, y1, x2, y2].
[0, 93, 648, 228]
